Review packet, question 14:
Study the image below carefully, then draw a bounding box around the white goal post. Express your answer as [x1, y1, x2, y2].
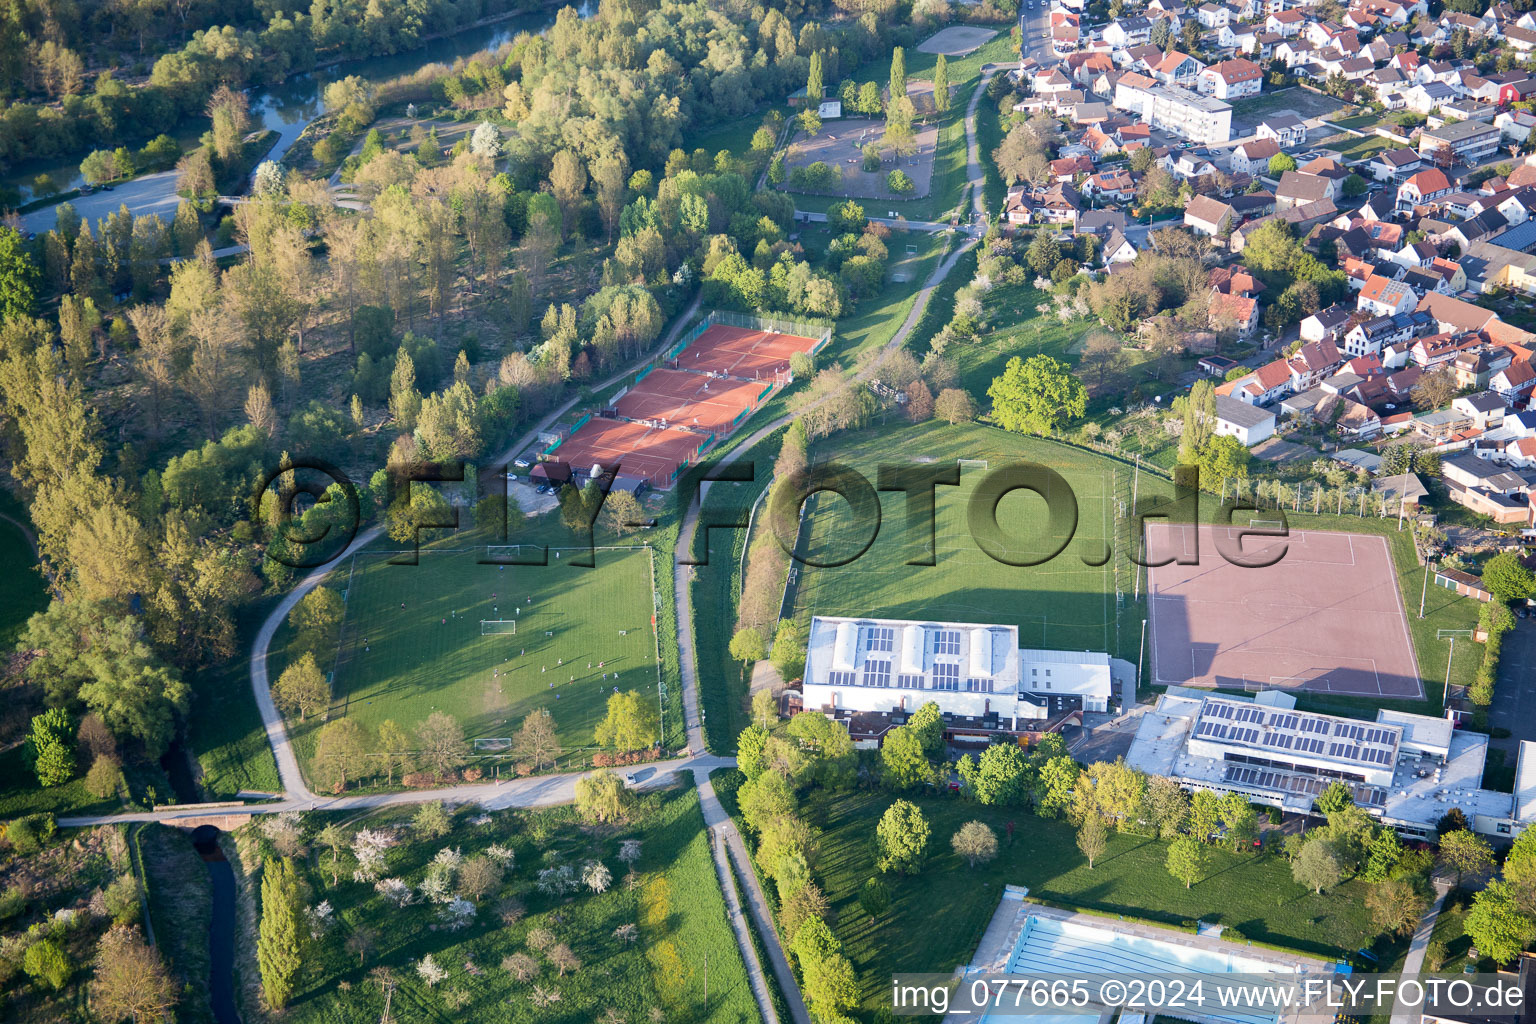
[481, 620, 517, 635]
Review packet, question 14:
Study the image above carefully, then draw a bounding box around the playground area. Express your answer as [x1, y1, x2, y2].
[1146, 523, 1423, 698]
[611, 368, 768, 435]
[917, 24, 998, 55]
[782, 116, 940, 201]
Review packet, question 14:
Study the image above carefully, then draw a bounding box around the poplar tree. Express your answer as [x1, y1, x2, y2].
[257, 858, 302, 1010]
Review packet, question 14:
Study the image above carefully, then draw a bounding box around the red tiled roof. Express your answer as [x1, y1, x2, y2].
[1402, 168, 1451, 195]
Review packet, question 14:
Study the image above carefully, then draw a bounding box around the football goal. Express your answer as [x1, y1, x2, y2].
[481, 619, 517, 635]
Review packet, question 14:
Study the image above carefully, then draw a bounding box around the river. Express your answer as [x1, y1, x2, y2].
[18, 0, 586, 233]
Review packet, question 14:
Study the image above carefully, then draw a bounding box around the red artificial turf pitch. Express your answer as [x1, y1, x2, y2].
[1145, 523, 1423, 698]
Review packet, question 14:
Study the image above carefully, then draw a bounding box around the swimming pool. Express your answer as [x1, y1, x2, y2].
[975, 915, 1295, 1024]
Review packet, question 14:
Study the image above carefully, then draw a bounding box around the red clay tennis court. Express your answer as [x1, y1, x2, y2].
[612, 369, 767, 435]
[552, 417, 707, 489]
[677, 324, 824, 379]
[1145, 523, 1423, 698]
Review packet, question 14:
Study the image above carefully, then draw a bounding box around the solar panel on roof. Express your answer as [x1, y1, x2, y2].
[863, 660, 891, 687]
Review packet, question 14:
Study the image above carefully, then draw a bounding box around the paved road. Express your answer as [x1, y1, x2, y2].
[20, 171, 184, 234]
[669, 68, 997, 1024]
[1388, 882, 1452, 1024]
[59, 752, 736, 828]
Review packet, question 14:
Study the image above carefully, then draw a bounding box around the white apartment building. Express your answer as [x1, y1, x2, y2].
[1113, 73, 1233, 144]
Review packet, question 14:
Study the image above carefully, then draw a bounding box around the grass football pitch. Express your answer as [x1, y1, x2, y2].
[789, 423, 1152, 661]
[328, 545, 661, 751]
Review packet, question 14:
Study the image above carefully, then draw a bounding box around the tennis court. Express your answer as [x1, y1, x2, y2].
[1146, 523, 1422, 698]
[553, 416, 709, 489]
[612, 369, 767, 435]
[677, 323, 825, 379]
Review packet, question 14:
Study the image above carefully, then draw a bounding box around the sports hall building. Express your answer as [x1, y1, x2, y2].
[792, 615, 1114, 745]
[1127, 687, 1536, 840]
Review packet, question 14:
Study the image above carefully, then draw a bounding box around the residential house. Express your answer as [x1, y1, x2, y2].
[1102, 16, 1154, 46]
[1211, 394, 1277, 445]
[1337, 399, 1384, 438]
[1256, 114, 1307, 147]
[1401, 81, 1458, 114]
[1442, 452, 1531, 523]
[1198, 58, 1263, 99]
[1301, 303, 1355, 343]
[1491, 358, 1536, 402]
[1210, 290, 1260, 337]
[1368, 148, 1423, 183]
[1227, 357, 1294, 403]
[1102, 229, 1138, 264]
[1083, 167, 1136, 201]
[1076, 209, 1129, 237]
[1450, 346, 1512, 390]
[1197, 2, 1231, 28]
[1277, 171, 1337, 210]
[1267, 9, 1305, 35]
[1185, 194, 1236, 236]
[1152, 50, 1207, 87]
[1418, 292, 1498, 334]
[1497, 110, 1536, 145]
[1289, 338, 1345, 389]
[1453, 392, 1509, 430]
[1232, 138, 1281, 176]
[1397, 168, 1453, 214]
[1358, 274, 1419, 317]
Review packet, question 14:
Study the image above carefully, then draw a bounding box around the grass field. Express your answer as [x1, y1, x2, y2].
[716, 775, 1404, 1021]
[789, 421, 1161, 662]
[273, 787, 758, 1023]
[812, 228, 950, 367]
[303, 545, 662, 765]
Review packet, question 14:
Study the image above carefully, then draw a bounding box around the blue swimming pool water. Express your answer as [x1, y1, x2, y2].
[975, 916, 1294, 1024]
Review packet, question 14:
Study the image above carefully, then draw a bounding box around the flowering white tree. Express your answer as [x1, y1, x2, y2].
[420, 846, 462, 903]
[582, 861, 612, 894]
[307, 899, 334, 939]
[617, 840, 641, 868]
[485, 843, 515, 867]
[536, 865, 577, 895]
[375, 878, 414, 906]
[252, 160, 284, 198]
[351, 829, 397, 881]
[441, 898, 477, 930]
[418, 954, 448, 987]
[469, 122, 502, 159]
